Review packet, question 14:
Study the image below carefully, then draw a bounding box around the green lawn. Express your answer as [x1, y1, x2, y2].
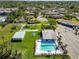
[23, 24, 42, 30]
[29, 24, 42, 30]
[0, 22, 70, 59]
[11, 31, 71, 59]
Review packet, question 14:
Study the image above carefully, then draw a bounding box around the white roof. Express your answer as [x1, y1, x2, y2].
[0, 16, 7, 23]
[12, 31, 26, 40]
[37, 15, 48, 22]
[42, 30, 57, 40]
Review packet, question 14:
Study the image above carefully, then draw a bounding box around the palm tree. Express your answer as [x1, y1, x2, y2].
[8, 41, 12, 55]
[15, 50, 18, 56]
[62, 44, 68, 59]
[62, 49, 68, 59]
[52, 46, 58, 59]
[0, 36, 5, 58]
[0, 45, 3, 55]
[18, 52, 22, 59]
[74, 27, 78, 35]
[57, 32, 62, 45]
[41, 24, 44, 30]
[1, 36, 5, 46]
[58, 36, 62, 43]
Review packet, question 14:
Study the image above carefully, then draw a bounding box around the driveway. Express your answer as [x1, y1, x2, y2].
[56, 25, 79, 59]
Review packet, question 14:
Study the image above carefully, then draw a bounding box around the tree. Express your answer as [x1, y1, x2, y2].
[1, 36, 5, 45]
[64, 15, 74, 20]
[62, 44, 68, 59]
[51, 46, 58, 59]
[48, 18, 57, 31]
[11, 25, 16, 30]
[69, 5, 75, 9]
[34, 11, 39, 18]
[1, 23, 7, 28]
[62, 49, 68, 59]
[41, 24, 45, 30]
[74, 27, 78, 35]
[75, 29, 78, 35]
[0, 45, 4, 55]
[57, 32, 62, 45]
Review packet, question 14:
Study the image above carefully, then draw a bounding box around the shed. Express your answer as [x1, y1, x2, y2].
[12, 31, 26, 41]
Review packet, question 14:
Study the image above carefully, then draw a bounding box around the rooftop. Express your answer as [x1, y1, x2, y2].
[37, 15, 48, 22]
[0, 16, 7, 23]
[42, 30, 57, 40]
[12, 31, 26, 40]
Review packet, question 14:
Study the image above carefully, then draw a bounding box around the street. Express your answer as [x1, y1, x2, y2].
[56, 25, 79, 59]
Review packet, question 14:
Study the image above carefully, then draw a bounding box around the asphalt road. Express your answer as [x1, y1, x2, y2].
[56, 25, 79, 59]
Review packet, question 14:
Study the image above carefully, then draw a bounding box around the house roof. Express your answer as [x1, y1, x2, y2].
[19, 17, 26, 22]
[58, 8, 65, 11]
[42, 30, 57, 40]
[37, 15, 48, 22]
[12, 31, 26, 40]
[0, 16, 7, 23]
[45, 11, 59, 15]
[59, 20, 73, 25]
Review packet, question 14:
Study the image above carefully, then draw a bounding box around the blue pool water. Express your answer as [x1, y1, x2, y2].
[41, 39, 55, 43]
[41, 40, 57, 51]
[41, 45, 56, 51]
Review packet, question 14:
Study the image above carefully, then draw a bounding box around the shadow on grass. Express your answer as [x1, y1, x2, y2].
[61, 55, 71, 59]
[45, 55, 50, 58]
[11, 39, 22, 42]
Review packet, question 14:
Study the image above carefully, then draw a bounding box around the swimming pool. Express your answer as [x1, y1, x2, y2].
[35, 39, 63, 55]
[41, 40, 57, 51]
[41, 45, 56, 51]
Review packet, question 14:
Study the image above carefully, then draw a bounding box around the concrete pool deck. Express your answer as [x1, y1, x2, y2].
[35, 39, 63, 55]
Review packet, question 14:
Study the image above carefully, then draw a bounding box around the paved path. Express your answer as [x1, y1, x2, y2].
[56, 25, 79, 59]
[23, 29, 39, 32]
[20, 24, 26, 31]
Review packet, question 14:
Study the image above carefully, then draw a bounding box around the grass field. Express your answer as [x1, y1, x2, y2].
[0, 22, 71, 59]
[0, 18, 70, 59]
[23, 24, 42, 30]
[11, 31, 71, 59]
